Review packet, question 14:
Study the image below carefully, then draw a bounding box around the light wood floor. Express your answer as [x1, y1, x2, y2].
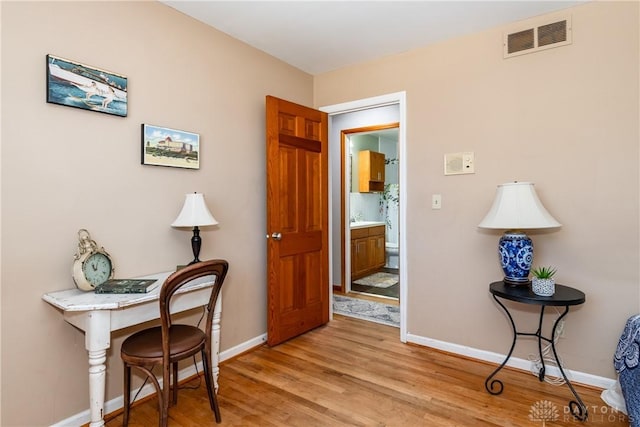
[104, 315, 628, 426]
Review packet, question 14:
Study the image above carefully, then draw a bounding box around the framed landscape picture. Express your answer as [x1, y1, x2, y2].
[141, 124, 200, 169]
[46, 54, 128, 117]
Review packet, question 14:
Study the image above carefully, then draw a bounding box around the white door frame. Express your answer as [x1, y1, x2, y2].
[321, 91, 407, 342]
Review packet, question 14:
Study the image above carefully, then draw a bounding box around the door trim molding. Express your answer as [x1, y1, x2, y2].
[321, 91, 407, 343]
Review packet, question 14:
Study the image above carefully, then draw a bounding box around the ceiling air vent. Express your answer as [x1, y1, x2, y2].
[504, 16, 572, 58]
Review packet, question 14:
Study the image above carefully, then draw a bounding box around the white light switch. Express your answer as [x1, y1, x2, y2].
[432, 194, 442, 209]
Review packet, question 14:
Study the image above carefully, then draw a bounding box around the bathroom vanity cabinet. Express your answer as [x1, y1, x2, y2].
[358, 150, 385, 192]
[351, 224, 386, 280]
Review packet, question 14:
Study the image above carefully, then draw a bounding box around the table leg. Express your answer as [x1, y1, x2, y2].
[85, 311, 111, 427]
[485, 295, 518, 395]
[211, 296, 222, 392]
[549, 307, 588, 421]
[537, 306, 546, 381]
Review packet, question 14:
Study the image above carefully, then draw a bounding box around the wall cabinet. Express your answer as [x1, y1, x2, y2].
[358, 150, 385, 192]
[351, 225, 386, 280]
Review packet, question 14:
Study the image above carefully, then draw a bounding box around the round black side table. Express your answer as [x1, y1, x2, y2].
[485, 281, 587, 421]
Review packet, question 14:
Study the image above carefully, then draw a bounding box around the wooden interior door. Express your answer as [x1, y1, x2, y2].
[266, 96, 329, 346]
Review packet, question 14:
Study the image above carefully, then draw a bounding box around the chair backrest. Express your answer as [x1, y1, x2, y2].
[158, 259, 229, 350]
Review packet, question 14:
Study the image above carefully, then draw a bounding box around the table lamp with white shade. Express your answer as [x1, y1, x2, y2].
[478, 182, 561, 286]
[171, 192, 219, 265]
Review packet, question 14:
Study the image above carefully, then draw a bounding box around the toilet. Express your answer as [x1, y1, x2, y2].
[385, 243, 399, 269]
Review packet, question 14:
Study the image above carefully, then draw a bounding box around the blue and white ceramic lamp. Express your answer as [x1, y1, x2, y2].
[478, 182, 561, 286]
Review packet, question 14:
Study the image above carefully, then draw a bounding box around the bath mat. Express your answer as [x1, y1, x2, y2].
[333, 295, 400, 327]
[353, 272, 399, 288]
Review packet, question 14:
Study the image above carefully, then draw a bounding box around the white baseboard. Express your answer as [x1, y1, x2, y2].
[51, 333, 268, 427]
[406, 333, 616, 390]
[220, 333, 267, 361]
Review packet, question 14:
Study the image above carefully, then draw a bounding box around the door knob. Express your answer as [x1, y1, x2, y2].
[271, 232, 282, 241]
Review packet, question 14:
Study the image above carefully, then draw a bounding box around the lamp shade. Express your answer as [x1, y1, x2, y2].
[478, 182, 561, 230]
[479, 182, 560, 285]
[171, 193, 218, 228]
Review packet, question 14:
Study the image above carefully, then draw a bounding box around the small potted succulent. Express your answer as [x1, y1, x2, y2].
[531, 266, 557, 296]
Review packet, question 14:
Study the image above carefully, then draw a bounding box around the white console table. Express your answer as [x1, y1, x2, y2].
[42, 272, 222, 427]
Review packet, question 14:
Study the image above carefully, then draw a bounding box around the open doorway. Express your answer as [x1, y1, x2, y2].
[321, 92, 407, 340]
[341, 125, 399, 301]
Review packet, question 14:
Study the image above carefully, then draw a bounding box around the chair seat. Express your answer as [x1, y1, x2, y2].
[121, 324, 206, 362]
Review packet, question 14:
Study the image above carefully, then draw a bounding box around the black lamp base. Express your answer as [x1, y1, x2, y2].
[189, 226, 202, 265]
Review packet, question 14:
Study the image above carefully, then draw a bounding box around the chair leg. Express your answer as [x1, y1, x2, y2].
[172, 362, 179, 405]
[202, 348, 221, 423]
[161, 362, 171, 427]
[128, 365, 165, 427]
[150, 372, 166, 427]
[123, 365, 131, 426]
[201, 350, 214, 408]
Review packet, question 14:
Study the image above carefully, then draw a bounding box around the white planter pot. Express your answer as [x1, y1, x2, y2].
[532, 278, 555, 296]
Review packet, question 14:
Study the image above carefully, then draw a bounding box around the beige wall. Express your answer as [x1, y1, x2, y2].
[0, 1, 313, 425]
[316, 0, 639, 378]
[2, 0, 639, 425]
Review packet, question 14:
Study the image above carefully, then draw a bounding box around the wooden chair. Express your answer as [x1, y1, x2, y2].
[120, 259, 229, 426]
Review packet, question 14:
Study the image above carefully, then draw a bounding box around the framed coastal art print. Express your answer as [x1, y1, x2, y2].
[141, 124, 200, 170]
[46, 54, 128, 117]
